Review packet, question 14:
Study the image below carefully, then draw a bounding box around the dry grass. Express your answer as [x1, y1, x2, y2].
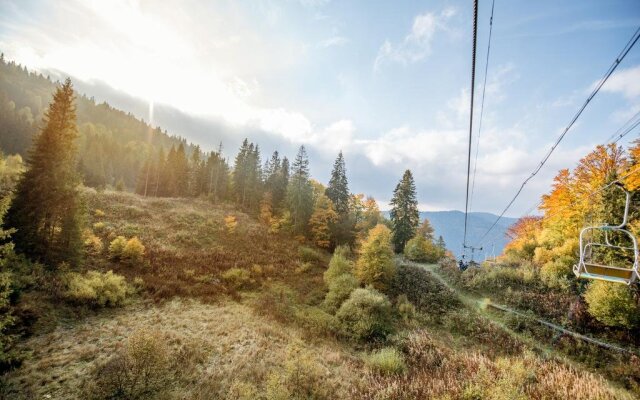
[1, 299, 363, 399]
[84, 189, 301, 302]
[354, 329, 634, 400]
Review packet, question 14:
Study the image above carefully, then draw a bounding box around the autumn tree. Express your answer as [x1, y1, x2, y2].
[389, 170, 419, 253]
[5, 79, 84, 267]
[309, 192, 338, 249]
[355, 224, 395, 290]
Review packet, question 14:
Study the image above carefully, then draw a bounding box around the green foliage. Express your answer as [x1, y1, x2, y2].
[365, 347, 406, 375]
[286, 146, 314, 235]
[355, 224, 396, 290]
[65, 270, 131, 307]
[222, 267, 254, 291]
[540, 256, 572, 289]
[298, 246, 322, 263]
[326, 151, 350, 216]
[0, 198, 20, 371]
[584, 281, 639, 328]
[0, 152, 24, 197]
[389, 170, 419, 253]
[389, 263, 460, 315]
[336, 287, 394, 342]
[323, 273, 359, 313]
[108, 236, 128, 260]
[5, 79, 84, 267]
[395, 294, 417, 323]
[404, 234, 443, 263]
[323, 253, 353, 285]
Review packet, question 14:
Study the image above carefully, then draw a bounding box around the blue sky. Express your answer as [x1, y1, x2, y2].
[1, 0, 639, 216]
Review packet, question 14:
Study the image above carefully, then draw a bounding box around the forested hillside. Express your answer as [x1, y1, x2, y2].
[0, 55, 189, 189]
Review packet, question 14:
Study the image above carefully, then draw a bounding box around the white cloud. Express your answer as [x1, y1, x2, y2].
[374, 7, 456, 71]
[600, 65, 640, 99]
[318, 36, 348, 48]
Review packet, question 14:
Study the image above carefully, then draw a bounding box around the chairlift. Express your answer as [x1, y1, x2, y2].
[573, 183, 639, 285]
[484, 243, 497, 264]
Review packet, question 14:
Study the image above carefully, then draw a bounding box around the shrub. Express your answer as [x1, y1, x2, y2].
[299, 246, 322, 263]
[584, 281, 639, 328]
[94, 209, 106, 218]
[336, 287, 394, 342]
[294, 306, 338, 336]
[90, 329, 169, 399]
[65, 270, 131, 307]
[323, 253, 353, 285]
[334, 244, 352, 258]
[355, 224, 396, 290]
[265, 343, 331, 400]
[84, 233, 103, 255]
[222, 267, 254, 290]
[396, 294, 416, 323]
[93, 221, 106, 233]
[323, 274, 358, 313]
[404, 235, 442, 263]
[123, 237, 145, 264]
[108, 236, 127, 260]
[540, 256, 572, 289]
[365, 347, 406, 375]
[389, 264, 460, 315]
[224, 215, 238, 233]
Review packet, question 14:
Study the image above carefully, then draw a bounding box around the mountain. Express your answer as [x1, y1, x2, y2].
[384, 210, 519, 259]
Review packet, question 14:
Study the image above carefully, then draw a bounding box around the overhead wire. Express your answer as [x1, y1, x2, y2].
[463, 0, 479, 249]
[468, 0, 496, 215]
[475, 25, 640, 247]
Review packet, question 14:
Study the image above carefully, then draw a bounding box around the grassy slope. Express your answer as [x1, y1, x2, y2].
[1, 190, 635, 399]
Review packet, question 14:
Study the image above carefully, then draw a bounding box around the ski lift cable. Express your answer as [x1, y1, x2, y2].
[463, 0, 479, 249]
[468, 0, 496, 215]
[475, 25, 640, 247]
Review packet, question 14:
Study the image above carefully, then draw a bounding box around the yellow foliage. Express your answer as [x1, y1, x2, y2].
[108, 236, 127, 260]
[65, 270, 131, 307]
[123, 237, 145, 264]
[224, 215, 238, 233]
[355, 224, 395, 290]
[309, 193, 338, 249]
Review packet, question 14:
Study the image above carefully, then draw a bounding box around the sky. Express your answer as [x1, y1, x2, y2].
[1, 0, 639, 216]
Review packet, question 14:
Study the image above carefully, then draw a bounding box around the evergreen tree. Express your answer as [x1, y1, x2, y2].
[5, 78, 83, 266]
[326, 151, 350, 215]
[389, 169, 419, 253]
[436, 235, 446, 251]
[233, 139, 250, 206]
[0, 198, 18, 369]
[286, 146, 313, 235]
[273, 156, 290, 211]
[174, 143, 189, 196]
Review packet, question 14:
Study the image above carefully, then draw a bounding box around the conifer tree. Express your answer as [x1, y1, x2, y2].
[389, 169, 419, 253]
[233, 139, 250, 206]
[174, 143, 189, 196]
[286, 146, 313, 235]
[5, 78, 83, 266]
[326, 151, 350, 215]
[436, 235, 446, 251]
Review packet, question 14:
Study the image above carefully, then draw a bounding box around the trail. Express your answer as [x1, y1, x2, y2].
[404, 260, 639, 356]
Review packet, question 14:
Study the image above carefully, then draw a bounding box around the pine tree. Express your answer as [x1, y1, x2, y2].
[5, 78, 84, 266]
[174, 143, 189, 196]
[326, 151, 350, 215]
[233, 139, 250, 206]
[436, 235, 446, 251]
[286, 146, 313, 235]
[389, 169, 419, 253]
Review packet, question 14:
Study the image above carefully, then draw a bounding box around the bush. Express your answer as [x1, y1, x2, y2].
[323, 253, 353, 285]
[294, 306, 338, 336]
[334, 244, 352, 258]
[355, 225, 396, 290]
[396, 294, 416, 323]
[222, 267, 254, 291]
[336, 287, 394, 342]
[65, 270, 131, 307]
[224, 215, 238, 233]
[323, 274, 358, 313]
[404, 235, 442, 263]
[123, 237, 145, 264]
[540, 256, 572, 289]
[94, 209, 106, 218]
[108, 236, 127, 260]
[265, 343, 331, 400]
[84, 233, 103, 255]
[390, 264, 460, 315]
[299, 246, 322, 263]
[90, 329, 169, 399]
[365, 347, 406, 375]
[584, 281, 639, 328]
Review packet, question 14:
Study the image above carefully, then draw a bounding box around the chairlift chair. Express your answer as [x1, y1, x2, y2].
[573, 183, 639, 285]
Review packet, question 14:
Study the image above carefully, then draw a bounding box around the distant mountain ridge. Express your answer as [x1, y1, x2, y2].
[383, 210, 518, 258]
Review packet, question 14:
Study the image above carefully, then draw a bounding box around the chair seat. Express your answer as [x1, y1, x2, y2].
[583, 263, 634, 280]
[576, 272, 631, 284]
